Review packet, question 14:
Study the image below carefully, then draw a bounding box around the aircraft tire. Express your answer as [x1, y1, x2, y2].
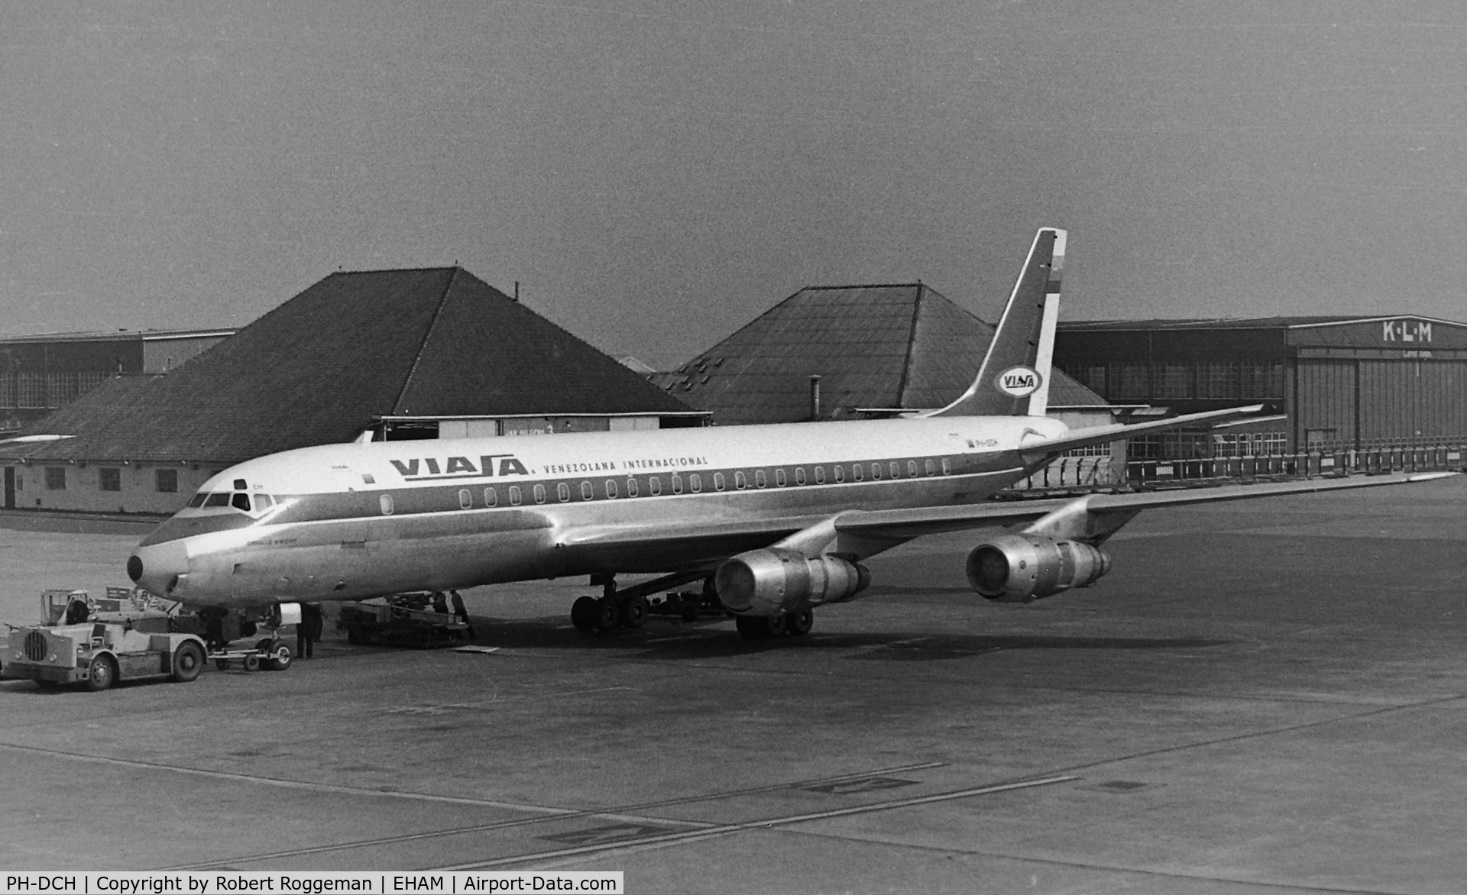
[620, 595, 648, 629]
[787, 609, 814, 636]
[570, 596, 597, 632]
[171, 641, 205, 682]
[593, 596, 618, 631]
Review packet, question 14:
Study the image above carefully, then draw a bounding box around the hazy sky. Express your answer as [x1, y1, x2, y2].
[4, 2, 1465, 368]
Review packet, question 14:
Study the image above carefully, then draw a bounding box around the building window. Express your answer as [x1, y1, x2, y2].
[45, 467, 66, 490]
[1152, 363, 1191, 399]
[1113, 363, 1149, 400]
[1240, 362, 1283, 399]
[1197, 361, 1239, 399]
[99, 468, 122, 492]
[155, 468, 177, 493]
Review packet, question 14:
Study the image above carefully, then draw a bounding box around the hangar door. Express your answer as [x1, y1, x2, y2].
[1296, 358, 1466, 446]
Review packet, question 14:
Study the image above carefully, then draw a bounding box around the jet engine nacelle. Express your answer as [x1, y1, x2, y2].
[965, 534, 1111, 603]
[715, 548, 871, 617]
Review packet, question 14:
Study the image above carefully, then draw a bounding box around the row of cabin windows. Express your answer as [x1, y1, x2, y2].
[377, 458, 954, 516]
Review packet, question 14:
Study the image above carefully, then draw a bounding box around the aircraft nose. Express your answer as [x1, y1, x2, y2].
[128, 540, 190, 598]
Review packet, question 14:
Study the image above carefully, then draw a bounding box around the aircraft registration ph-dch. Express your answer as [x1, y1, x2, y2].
[126, 229, 1450, 640]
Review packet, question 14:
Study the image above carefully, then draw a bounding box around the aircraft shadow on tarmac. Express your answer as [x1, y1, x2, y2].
[444, 616, 1231, 663]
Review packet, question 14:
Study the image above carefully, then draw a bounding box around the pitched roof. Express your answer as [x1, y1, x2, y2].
[16, 267, 692, 463]
[659, 283, 1108, 425]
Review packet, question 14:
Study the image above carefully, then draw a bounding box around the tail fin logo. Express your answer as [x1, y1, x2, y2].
[995, 366, 1043, 398]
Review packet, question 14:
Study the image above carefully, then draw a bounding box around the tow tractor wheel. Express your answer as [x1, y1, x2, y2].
[570, 596, 598, 632]
[171, 641, 205, 682]
[85, 654, 117, 691]
[259, 639, 293, 671]
[619, 594, 648, 629]
[593, 596, 618, 631]
[243, 653, 261, 672]
[787, 608, 814, 637]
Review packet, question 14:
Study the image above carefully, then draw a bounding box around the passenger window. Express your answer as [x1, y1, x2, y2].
[484, 487, 498, 507]
[775, 469, 787, 487]
[735, 471, 747, 490]
[458, 489, 472, 510]
[581, 481, 594, 500]
[795, 468, 806, 485]
[814, 466, 825, 484]
[627, 478, 640, 498]
[890, 461, 901, 478]
[231, 493, 251, 512]
[907, 461, 918, 478]
[755, 469, 767, 488]
[379, 494, 394, 516]
[924, 459, 935, 476]
[714, 473, 725, 491]
[558, 482, 571, 502]
[671, 474, 683, 494]
[649, 477, 662, 496]
[690, 474, 702, 493]
[509, 486, 523, 506]
[834, 466, 845, 483]
[605, 480, 618, 499]
[871, 463, 882, 480]
[941, 457, 952, 475]
[533, 484, 547, 504]
[852, 464, 864, 482]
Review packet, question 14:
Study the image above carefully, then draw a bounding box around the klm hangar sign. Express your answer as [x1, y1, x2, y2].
[1288, 315, 1467, 358]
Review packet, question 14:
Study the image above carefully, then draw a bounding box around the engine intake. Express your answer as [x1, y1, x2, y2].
[715, 549, 870, 617]
[966, 534, 1111, 603]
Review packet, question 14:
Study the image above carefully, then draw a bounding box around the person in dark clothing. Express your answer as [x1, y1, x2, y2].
[449, 590, 476, 640]
[297, 603, 324, 659]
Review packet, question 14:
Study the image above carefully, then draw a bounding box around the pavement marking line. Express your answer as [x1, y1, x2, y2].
[149, 759, 948, 870]
[431, 774, 1079, 872]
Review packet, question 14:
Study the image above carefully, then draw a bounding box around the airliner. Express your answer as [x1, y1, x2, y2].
[126, 229, 1448, 641]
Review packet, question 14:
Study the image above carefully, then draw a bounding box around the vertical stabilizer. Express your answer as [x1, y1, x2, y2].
[924, 227, 1065, 418]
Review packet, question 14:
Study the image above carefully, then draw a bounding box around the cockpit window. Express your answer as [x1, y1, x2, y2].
[187, 492, 208, 509]
[231, 493, 251, 512]
[203, 492, 231, 508]
[256, 494, 274, 509]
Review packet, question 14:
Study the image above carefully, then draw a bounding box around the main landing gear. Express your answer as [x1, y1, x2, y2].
[570, 571, 709, 633]
[568, 572, 817, 640]
[733, 608, 814, 640]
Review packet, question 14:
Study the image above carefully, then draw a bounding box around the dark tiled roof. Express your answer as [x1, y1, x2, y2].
[15, 268, 692, 463]
[662, 284, 1107, 424]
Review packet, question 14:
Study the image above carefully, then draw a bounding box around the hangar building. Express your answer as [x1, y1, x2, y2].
[1054, 315, 1467, 458]
[3, 267, 703, 514]
[0, 328, 232, 434]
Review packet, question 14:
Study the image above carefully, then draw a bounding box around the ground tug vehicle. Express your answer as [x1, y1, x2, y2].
[2, 589, 294, 690]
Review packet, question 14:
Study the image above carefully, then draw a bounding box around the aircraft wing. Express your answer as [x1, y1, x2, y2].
[1020, 405, 1265, 459]
[833, 471, 1454, 539]
[554, 471, 1451, 561]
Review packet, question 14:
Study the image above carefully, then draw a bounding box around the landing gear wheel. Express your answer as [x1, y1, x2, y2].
[243, 653, 261, 672]
[263, 641, 293, 671]
[735, 615, 786, 640]
[620, 595, 648, 629]
[786, 609, 814, 636]
[171, 641, 205, 682]
[571, 596, 598, 632]
[593, 596, 618, 631]
[85, 654, 117, 691]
